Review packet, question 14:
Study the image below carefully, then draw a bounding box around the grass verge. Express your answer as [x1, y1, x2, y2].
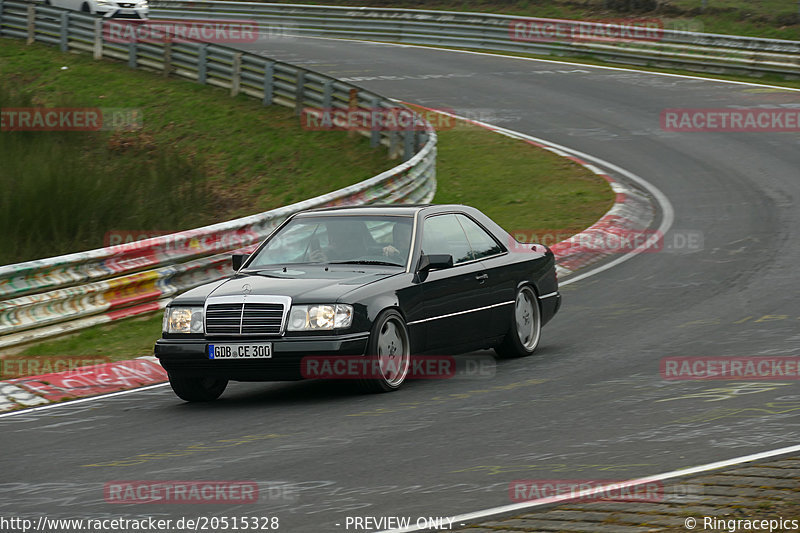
[0, 37, 394, 263]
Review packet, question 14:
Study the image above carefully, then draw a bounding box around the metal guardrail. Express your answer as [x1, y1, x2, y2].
[0, 0, 437, 348]
[148, 1, 800, 77]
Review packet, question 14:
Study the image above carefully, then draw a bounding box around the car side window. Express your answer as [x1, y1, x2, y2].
[457, 215, 504, 259]
[421, 214, 473, 264]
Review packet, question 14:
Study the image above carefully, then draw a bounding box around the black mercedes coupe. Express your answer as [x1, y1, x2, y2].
[155, 204, 561, 401]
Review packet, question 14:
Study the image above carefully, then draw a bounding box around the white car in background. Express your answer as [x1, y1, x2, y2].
[44, 0, 148, 19]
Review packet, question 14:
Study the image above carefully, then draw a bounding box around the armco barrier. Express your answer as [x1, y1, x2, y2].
[148, 2, 800, 78]
[0, 0, 437, 348]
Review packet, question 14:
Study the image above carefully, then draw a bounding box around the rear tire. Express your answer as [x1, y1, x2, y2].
[168, 373, 228, 402]
[357, 310, 410, 393]
[495, 285, 542, 358]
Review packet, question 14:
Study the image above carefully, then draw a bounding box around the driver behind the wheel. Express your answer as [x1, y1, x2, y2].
[382, 222, 412, 263]
[309, 220, 371, 262]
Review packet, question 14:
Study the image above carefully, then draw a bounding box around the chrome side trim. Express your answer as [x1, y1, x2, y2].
[407, 300, 514, 326]
[538, 292, 559, 300]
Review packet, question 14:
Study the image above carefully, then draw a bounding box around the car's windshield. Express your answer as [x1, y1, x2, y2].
[249, 215, 414, 268]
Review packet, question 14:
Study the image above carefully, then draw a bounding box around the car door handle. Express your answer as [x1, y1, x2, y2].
[475, 273, 488, 282]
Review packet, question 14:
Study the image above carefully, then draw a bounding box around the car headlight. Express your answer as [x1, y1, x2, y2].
[288, 304, 353, 331]
[96, 0, 113, 5]
[164, 306, 204, 334]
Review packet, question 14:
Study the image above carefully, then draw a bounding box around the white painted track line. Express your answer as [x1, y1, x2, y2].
[380, 444, 800, 532]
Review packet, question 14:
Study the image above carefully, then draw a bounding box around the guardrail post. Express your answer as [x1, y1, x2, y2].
[322, 80, 333, 109]
[59, 11, 68, 52]
[163, 41, 171, 77]
[347, 88, 359, 138]
[26, 2, 34, 44]
[197, 44, 208, 84]
[403, 130, 414, 161]
[262, 61, 274, 105]
[128, 41, 137, 68]
[388, 131, 400, 160]
[231, 51, 241, 96]
[294, 70, 306, 116]
[93, 18, 102, 59]
[369, 97, 381, 148]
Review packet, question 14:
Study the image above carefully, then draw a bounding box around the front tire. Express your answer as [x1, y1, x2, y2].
[495, 285, 542, 358]
[168, 373, 228, 402]
[357, 309, 410, 393]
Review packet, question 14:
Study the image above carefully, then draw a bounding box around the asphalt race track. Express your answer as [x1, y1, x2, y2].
[2, 36, 800, 532]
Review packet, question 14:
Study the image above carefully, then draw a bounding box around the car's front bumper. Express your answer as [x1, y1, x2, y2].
[154, 332, 370, 381]
[97, 5, 149, 19]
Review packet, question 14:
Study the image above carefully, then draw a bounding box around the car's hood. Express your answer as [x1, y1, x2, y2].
[207, 267, 399, 303]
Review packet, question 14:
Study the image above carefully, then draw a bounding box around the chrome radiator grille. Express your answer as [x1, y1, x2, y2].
[206, 302, 285, 336]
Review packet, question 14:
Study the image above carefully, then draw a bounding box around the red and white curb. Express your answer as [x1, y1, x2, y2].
[0, 355, 167, 412]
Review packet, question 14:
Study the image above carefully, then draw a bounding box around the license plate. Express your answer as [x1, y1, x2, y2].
[208, 343, 272, 359]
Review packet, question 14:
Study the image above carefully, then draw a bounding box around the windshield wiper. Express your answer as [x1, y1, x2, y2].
[329, 260, 403, 267]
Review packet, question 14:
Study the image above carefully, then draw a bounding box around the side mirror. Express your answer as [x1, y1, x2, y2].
[231, 254, 248, 271]
[418, 253, 453, 273]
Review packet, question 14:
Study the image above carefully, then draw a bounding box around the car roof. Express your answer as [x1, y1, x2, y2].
[298, 204, 470, 217]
